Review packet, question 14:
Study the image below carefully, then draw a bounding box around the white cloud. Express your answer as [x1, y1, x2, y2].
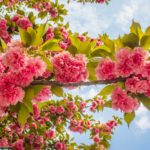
[136, 116, 150, 130]
[115, 0, 141, 32]
[64, 2, 110, 37]
[135, 105, 150, 131]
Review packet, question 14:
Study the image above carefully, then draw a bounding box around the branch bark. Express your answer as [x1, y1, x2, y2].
[31, 78, 126, 87]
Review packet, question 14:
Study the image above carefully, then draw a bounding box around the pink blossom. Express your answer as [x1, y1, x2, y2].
[106, 120, 117, 130]
[0, 74, 25, 107]
[27, 57, 47, 78]
[96, 38, 102, 46]
[0, 107, 7, 117]
[45, 27, 54, 41]
[11, 15, 20, 22]
[42, 70, 51, 79]
[125, 77, 140, 93]
[50, 9, 58, 18]
[0, 19, 7, 30]
[33, 86, 51, 102]
[96, 58, 117, 80]
[136, 80, 149, 94]
[13, 67, 34, 87]
[0, 138, 8, 147]
[96, 0, 105, 3]
[14, 139, 24, 150]
[60, 27, 69, 40]
[0, 54, 6, 74]
[66, 111, 73, 119]
[141, 62, 150, 79]
[44, 2, 51, 11]
[0, 19, 11, 43]
[2, 48, 27, 72]
[78, 35, 86, 42]
[49, 105, 57, 114]
[116, 48, 133, 77]
[52, 52, 88, 83]
[56, 116, 62, 124]
[79, 102, 86, 110]
[93, 128, 100, 135]
[16, 17, 32, 30]
[67, 101, 77, 111]
[59, 41, 68, 50]
[56, 106, 65, 115]
[55, 142, 64, 150]
[116, 48, 131, 61]
[93, 136, 100, 143]
[96, 96, 105, 106]
[112, 87, 139, 113]
[33, 104, 40, 119]
[129, 47, 148, 73]
[46, 130, 55, 139]
[31, 123, 37, 129]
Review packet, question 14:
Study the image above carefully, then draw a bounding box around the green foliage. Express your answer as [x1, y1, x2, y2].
[18, 103, 29, 126]
[140, 35, 150, 50]
[40, 39, 62, 51]
[124, 111, 135, 127]
[90, 45, 112, 58]
[122, 33, 139, 48]
[18, 85, 44, 126]
[51, 85, 64, 97]
[137, 94, 150, 110]
[130, 20, 143, 39]
[99, 84, 116, 96]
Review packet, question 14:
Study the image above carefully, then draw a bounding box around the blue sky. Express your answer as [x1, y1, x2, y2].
[60, 0, 150, 149]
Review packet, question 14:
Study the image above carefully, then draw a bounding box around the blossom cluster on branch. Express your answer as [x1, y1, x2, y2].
[0, 0, 150, 150]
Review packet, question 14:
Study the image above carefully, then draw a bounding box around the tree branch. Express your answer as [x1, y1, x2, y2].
[31, 78, 126, 87]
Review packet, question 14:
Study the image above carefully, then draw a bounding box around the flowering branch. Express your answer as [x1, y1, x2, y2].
[31, 78, 126, 87]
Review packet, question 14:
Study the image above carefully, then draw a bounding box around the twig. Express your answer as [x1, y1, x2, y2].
[31, 78, 126, 87]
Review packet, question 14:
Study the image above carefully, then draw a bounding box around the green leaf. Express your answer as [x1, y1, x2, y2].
[70, 35, 82, 49]
[145, 26, 150, 35]
[18, 103, 29, 126]
[27, 28, 42, 46]
[100, 34, 115, 51]
[124, 112, 135, 127]
[40, 39, 62, 51]
[130, 20, 143, 39]
[137, 94, 150, 110]
[40, 55, 53, 72]
[23, 87, 34, 112]
[78, 40, 91, 55]
[122, 33, 139, 48]
[0, 39, 7, 51]
[87, 61, 98, 81]
[90, 45, 111, 57]
[140, 35, 150, 50]
[104, 101, 112, 108]
[99, 84, 116, 96]
[19, 28, 31, 47]
[37, 24, 47, 38]
[51, 86, 64, 97]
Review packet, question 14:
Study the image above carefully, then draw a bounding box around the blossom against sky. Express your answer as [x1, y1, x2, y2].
[61, 0, 150, 149]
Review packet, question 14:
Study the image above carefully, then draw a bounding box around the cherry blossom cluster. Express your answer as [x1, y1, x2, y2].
[96, 47, 148, 79]
[32, 86, 51, 103]
[96, 47, 150, 113]
[0, 19, 11, 43]
[33, 1, 58, 18]
[0, 40, 47, 116]
[52, 52, 88, 83]
[0, 96, 119, 150]
[11, 15, 32, 30]
[96, 0, 106, 4]
[112, 87, 139, 113]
